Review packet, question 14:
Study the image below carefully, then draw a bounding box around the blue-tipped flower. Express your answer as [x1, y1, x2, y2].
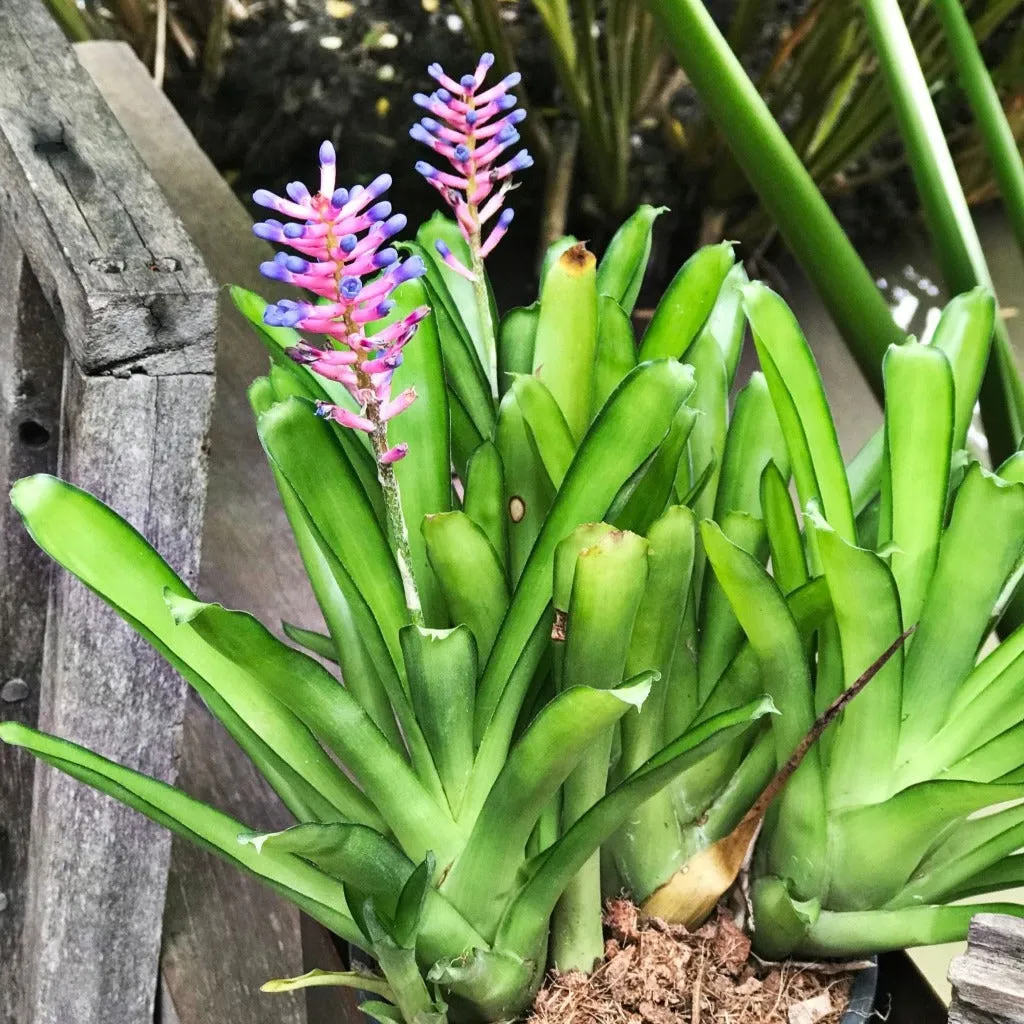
[410, 52, 531, 273]
[251, 142, 431, 459]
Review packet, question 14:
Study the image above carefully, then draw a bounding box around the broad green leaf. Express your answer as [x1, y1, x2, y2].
[596, 204, 667, 313]
[423, 512, 509, 665]
[882, 342, 954, 627]
[401, 626, 477, 814]
[475, 360, 696, 744]
[257, 398, 409, 675]
[449, 387, 485, 479]
[638, 242, 735, 361]
[945, 854, 1024, 901]
[282, 622, 338, 663]
[700, 521, 825, 900]
[495, 696, 774, 961]
[531, 243, 599, 440]
[166, 596, 458, 864]
[811, 512, 903, 810]
[899, 463, 1024, 756]
[743, 282, 855, 549]
[0, 722, 363, 946]
[495, 390, 555, 585]
[462, 441, 508, 573]
[370, 278, 452, 627]
[442, 675, 655, 939]
[498, 304, 539, 397]
[9, 475, 374, 827]
[698, 260, 749, 384]
[512, 375, 576, 489]
[591, 296, 638, 420]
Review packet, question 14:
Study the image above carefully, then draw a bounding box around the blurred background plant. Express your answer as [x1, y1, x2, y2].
[41, 0, 1024, 262]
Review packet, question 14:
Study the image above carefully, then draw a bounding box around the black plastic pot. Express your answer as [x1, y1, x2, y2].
[842, 958, 879, 1023]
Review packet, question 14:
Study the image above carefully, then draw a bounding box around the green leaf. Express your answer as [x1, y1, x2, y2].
[827, 780, 1024, 911]
[282, 621, 338, 663]
[463, 441, 508, 569]
[261, 969, 393, 998]
[596, 205, 667, 314]
[498, 304, 539, 398]
[402, 626, 477, 815]
[165, 596, 459, 864]
[448, 386, 485, 479]
[638, 242, 735, 361]
[495, 696, 774, 960]
[698, 260, 749, 384]
[512, 375, 577, 489]
[257, 398, 409, 676]
[700, 520, 825, 900]
[0, 721, 363, 946]
[369, 278, 452, 627]
[394, 853, 435, 949]
[474, 360, 696, 744]
[531, 243, 599, 441]
[423, 512, 510, 665]
[443, 675, 655, 939]
[495, 389, 555, 585]
[743, 282, 855, 550]
[591, 296, 638, 420]
[8, 475, 374, 827]
[542, 236, 581, 286]
[899, 463, 1024, 757]
[881, 342, 954, 626]
[811, 511, 903, 810]
[761, 462, 808, 596]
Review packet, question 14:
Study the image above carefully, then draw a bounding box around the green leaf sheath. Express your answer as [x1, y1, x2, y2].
[474, 360, 696, 747]
[498, 304, 540, 397]
[899, 464, 1024, 757]
[369, 278, 453, 627]
[0, 722, 363, 946]
[596, 204, 667, 314]
[512, 375, 577, 489]
[551, 529, 650, 972]
[401, 626, 477, 817]
[761, 462, 808, 597]
[881, 342, 954, 627]
[463, 440, 508, 570]
[700, 521, 826, 901]
[8, 475, 376, 828]
[638, 242, 735, 361]
[699, 261, 749, 385]
[531, 243, 599, 441]
[423, 512, 510, 666]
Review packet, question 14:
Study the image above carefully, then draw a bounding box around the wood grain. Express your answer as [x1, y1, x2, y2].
[949, 914, 1024, 1024]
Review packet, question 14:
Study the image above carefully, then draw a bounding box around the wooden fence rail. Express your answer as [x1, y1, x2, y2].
[0, 2, 217, 1023]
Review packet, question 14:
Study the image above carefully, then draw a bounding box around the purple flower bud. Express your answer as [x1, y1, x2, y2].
[509, 150, 534, 172]
[339, 233, 358, 253]
[421, 117, 441, 133]
[460, 74, 476, 90]
[503, 72, 522, 89]
[285, 255, 308, 273]
[319, 141, 336, 165]
[454, 144, 471, 163]
[480, 52, 495, 67]
[340, 276, 362, 300]
[436, 88, 452, 102]
[253, 189, 278, 209]
[415, 160, 439, 179]
[499, 94, 517, 110]
[367, 201, 392, 222]
[373, 247, 398, 268]
[410, 123, 431, 144]
[367, 173, 393, 199]
[427, 62, 444, 80]
[283, 223, 305, 239]
[376, 299, 396, 317]
[253, 222, 278, 240]
[332, 188, 349, 208]
[498, 208, 515, 227]
[259, 260, 288, 281]
[465, 109, 479, 126]
[413, 92, 432, 109]
[286, 181, 310, 203]
[380, 213, 408, 239]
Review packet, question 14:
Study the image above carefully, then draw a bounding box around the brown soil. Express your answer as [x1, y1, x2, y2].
[529, 901, 857, 1024]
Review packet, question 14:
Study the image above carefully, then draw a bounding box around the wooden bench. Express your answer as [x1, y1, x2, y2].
[0, 3, 216, 1022]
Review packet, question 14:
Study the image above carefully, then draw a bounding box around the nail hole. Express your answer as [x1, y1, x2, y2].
[149, 257, 181, 273]
[89, 257, 126, 274]
[33, 138, 67, 156]
[18, 421, 50, 448]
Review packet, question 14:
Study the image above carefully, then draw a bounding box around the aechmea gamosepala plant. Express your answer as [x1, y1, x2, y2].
[0, 139, 781, 1021]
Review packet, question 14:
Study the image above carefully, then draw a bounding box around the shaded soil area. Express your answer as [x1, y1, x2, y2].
[529, 902, 857, 1024]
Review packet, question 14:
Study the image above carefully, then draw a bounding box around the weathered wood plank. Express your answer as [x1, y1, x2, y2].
[21, 364, 214, 1024]
[0, 212, 64, 1024]
[0, 0, 216, 375]
[77, 39, 362, 1024]
[949, 915, 1024, 1024]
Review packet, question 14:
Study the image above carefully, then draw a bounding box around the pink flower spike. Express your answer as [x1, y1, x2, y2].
[381, 388, 417, 422]
[380, 443, 409, 465]
[321, 405, 376, 433]
[434, 240, 477, 281]
[480, 208, 514, 258]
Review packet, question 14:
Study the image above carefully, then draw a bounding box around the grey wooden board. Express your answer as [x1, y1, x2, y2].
[22, 360, 213, 1024]
[0, 213, 64, 1024]
[949, 914, 1024, 1024]
[76, 41, 359, 1024]
[0, 0, 216, 376]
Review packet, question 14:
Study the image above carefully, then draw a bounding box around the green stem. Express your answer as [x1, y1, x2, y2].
[469, 229, 499, 398]
[642, 0, 904, 399]
[858, 0, 1024, 463]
